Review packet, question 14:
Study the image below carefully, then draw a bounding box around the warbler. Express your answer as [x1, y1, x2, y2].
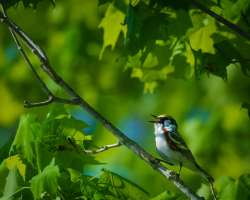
[149, 114, 214, 183]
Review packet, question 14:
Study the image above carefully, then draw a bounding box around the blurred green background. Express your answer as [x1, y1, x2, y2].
[0, 0, 250, 197]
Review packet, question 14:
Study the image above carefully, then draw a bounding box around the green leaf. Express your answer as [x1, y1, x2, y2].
[143, 53, 159, 68]
[97, 169, 149, 200]
[144, 81, 158, 93]
[125, 50, 142, 69]
[30, 158, 60, 200]
[125, 3, 169, 54]
[99, 3, 126, 59]
[1, 169, 19, 200]
[67, 168, 81, 183]
[196, 183, 210, 200]
[4, 154, 26, 180]
[10, 114, 41, 164]
[221, 0, 250, 21]
[55, 150, 100, 171]
[215, 175, 250, 200]
[236, 174, 250, 200]
[150, 190, 183, 200]
[189, 16, 216, 54]
[0, 161, 9, 196]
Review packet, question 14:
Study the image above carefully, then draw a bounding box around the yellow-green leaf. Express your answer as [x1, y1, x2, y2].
[5, 155, 26, 180]
[189, 17, 216, 54]
[99, 3, 126, 59]
[30, 158, 60, 200]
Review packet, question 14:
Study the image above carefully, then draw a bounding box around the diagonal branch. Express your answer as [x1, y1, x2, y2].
[0, 5, 80, 108]
[0, 8, 203, 200]
[190, 0, 250, 40]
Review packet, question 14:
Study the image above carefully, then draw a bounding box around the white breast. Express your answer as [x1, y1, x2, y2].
[155, 134, 177, 164]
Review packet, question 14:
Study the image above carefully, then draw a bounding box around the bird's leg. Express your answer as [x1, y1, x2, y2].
[177, 162, 182, 177]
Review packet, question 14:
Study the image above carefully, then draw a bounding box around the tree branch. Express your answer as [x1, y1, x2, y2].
[0, 9, 203, 200]
[83, 142, 122, 154]
[0, 6, 81, 108]
[190, 0, 250, 40]
[67, 137, 122, 154]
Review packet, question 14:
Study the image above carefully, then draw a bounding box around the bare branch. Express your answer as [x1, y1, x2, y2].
[190, 0, 250, 40]
[83, 142, 122, 154]
[0, 8, 203, 200]
[24, 96, 54, 108]
[0, 6, 81, 108]
[66, 137, 122, 155]
[23, 96, 80, 108]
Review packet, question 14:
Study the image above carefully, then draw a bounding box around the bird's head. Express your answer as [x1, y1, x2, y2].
[149, 114, 177, 134]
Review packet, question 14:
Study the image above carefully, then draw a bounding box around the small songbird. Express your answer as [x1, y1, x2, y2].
[149, 114, 214, 183]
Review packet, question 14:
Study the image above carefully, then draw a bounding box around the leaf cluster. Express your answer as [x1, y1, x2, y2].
[0, 106, 148, 199]
[98, 0, 250, 92]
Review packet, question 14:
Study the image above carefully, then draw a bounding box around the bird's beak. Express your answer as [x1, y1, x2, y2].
[148, 114, 158, 123]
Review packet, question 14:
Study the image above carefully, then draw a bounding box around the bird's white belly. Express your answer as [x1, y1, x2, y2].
[155, 135, 182, 165]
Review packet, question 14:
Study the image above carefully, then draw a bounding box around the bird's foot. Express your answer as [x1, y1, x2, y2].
[168, 171, 177, 180]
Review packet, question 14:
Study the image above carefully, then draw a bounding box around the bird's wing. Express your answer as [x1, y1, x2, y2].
[168, 131, 188, 150]
[169, 131, 196, 161]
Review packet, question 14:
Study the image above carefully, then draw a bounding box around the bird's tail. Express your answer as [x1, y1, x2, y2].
[195, 163, 217, 200]
[195, 163, 214, 183]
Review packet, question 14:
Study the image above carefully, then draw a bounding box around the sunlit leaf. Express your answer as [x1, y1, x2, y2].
[196, 183, 210, 200]
[10, 114, 40, 164]
[5, 154, 26, 180]
[67, 168, 81, 183]
[30, 158, 60, 200]
[143, 53, 159, 68]
[189, 17, 216, 54]
[144, 81, 158, 93]
[99, 3, 126, 59]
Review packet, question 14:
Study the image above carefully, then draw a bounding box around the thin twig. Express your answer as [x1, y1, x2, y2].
[190, 0, 250, 40]
[0, 8, 203, 200]
[24, 96, 80, 108]
[0, 6, 81, 108]
[67, 137, 122, 154]
[83, 142, 122, 154]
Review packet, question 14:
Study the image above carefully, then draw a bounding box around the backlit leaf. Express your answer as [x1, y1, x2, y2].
[30, 158, 60, 200]
[99, 3, 126, 59]
[10, 114, 40, 164]
[5, 154, 26, 180]
[98, 169, 149, 200]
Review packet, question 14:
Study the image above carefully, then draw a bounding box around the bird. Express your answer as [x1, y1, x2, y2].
[149, 114, 214, 183]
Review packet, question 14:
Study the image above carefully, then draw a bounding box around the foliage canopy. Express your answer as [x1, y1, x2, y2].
[0, 0, 250, 199]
